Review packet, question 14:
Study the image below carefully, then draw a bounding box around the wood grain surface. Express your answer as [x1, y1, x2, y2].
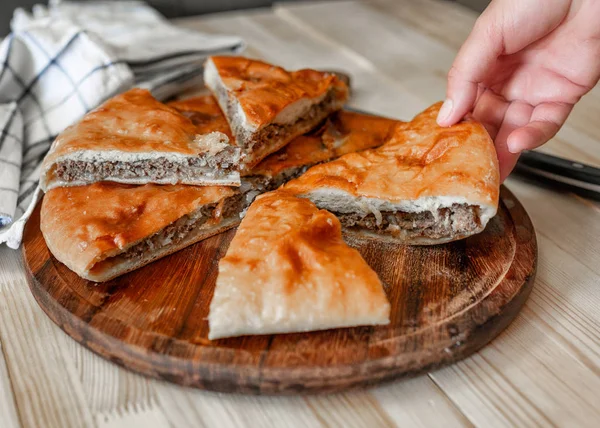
[3, 1, 600, 426]
[20, 186, 536, 394]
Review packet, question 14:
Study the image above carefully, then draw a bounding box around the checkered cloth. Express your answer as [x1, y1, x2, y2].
[0, 0, 244, 248]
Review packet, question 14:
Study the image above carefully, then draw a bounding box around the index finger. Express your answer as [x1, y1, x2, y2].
[437, 15, 504, 126]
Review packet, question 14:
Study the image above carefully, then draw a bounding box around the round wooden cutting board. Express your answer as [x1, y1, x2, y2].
[22, 186, 536, 394]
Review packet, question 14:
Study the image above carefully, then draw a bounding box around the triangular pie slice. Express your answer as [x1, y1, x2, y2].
[208, 191, 390, 340]
[204, 56, 349, 171]
[41, 183, 243, 282]
[283, 102, 500, 245]
[40, 89, 240, 190]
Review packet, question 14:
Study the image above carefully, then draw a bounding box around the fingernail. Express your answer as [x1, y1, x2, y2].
[506, 135, 521, 154]
[437, 99, 453, 125]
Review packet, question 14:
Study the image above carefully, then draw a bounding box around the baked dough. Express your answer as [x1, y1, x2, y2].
[208, 191, 390, 339]
[168, 94, 233, 139]
[41, 183, 242, 281]
[204, 56, 349, 171]
[249, 110, 401, 181]
[284, 102, 500, 244]
[41, 89, 240, 190]
[241, 109, 402, 206]
[167, 94, 403, 212]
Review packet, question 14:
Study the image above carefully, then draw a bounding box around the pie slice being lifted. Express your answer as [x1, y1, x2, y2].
[204, 56, 349, 171]
[208, 191, 390, 340]
[40, 89, 241, 190]
[41, 183, 243, 282]
[284, 102, 500, 245]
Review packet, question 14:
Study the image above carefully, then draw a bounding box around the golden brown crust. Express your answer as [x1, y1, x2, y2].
[249, 110, 402, 178]
[44, 89, 221, 163]
[41, 89, 239, 190]
[165, 95, 398, 181]
[41, 183, 234, 279]
[168, 95, 233, 140]
[283, 102, 500, 210]
[208, 191, 390, 339]
[207, 56, 349, 128]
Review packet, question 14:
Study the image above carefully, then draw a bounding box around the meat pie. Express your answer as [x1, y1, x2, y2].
[41, 183, 242, 281]
[284, 102, 500, 245]
[203, 56, 349, 171]
[208, 191, 390, 339]
[40, 89, 240, 190]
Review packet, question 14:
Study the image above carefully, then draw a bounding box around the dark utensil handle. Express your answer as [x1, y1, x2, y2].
[514, 151, 600, 200]
[517, 150, 600, 186]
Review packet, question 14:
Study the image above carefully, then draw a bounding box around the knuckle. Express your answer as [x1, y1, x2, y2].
[447, 65, 461, 81]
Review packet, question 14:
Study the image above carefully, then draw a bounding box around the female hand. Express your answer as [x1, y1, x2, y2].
[437, 0, 600, 181]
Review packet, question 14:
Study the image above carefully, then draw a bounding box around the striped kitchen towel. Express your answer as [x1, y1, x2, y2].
[0, 0, 244, 249]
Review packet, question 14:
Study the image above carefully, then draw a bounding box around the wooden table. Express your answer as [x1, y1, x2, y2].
[1, 1, 599, 426]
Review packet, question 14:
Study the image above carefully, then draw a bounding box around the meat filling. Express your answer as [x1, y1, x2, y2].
[249, 93, 335, 149]
[92, 194, 244, 272]
[241, 165, 309, 206]
[55, 152, 238, 183]
[228, 89, 342, 164]
[336, 204, 481, 240]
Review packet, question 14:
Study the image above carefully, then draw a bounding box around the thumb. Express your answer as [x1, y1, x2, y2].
[437, 16, 504, 126]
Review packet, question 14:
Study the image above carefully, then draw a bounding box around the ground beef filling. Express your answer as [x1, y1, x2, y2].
[336, 204, 481, 239]
[243, 165, 307, 194]
[93, 194, 244, 272]
[270, 165, 311, 189]
[240, 165, 309, 207]
[248, 91, 337, 155]
[221, 192, 244, 218]
[228, 90, 340, 166]
[55, 152, 238, 183]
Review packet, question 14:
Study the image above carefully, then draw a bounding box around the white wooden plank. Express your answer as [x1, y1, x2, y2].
[304, 392, 395, 427]
[67, 339, 156, 416]
[0, 248, 94, 428]
[0, 337, 21, 428]
[430, 244, 600, 427]
[367, 0, 477, 50]
[431, 357, 548, 428]
[527, 241, 600, 370]
[96, 400, 170, 428]
[371, 377, 472, 428]
[431, 312, 600, 427]
[154, 385, 324, 428]
[275, 2, 456, 79]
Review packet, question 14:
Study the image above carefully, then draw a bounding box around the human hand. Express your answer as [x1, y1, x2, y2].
[437, 0, 600, 181]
